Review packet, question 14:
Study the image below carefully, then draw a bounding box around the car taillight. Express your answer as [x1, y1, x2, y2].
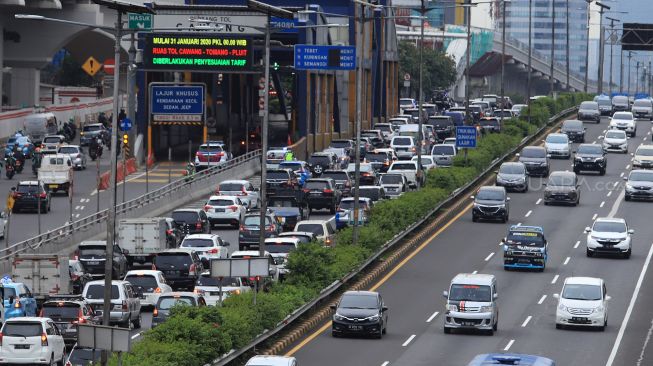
[232, 289, 241, 295]
[166, 229, 173, 235]
[151, 264, 157, 270]
[153, 308, 158, 317]
[122, 301, 128, 310]
[345, 181, 351, 187]
[203, 205, 212, 212]
[12, 192, 21, 198]
[195, 222, 202, 230]
[41, 333, 48, 346]
[266, 225, 275, 232]
[13, 299, 21, 308]
[228, 205, 239, 212]
[323, 189, 334, 194]
[302, 188, 310, 193]
[155, 287, 162, 293]
[239, 225, 245, 231]
[189, 263, 197, 276]
[207, 248, 219, 254]
[238, 187, 248, 196]
[384, 160, 390, 166]
[39, 193, 47, 199]
[75, 309, 86, 324]
[0, 332, 3, 346]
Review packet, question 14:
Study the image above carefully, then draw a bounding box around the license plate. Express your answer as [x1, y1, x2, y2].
[87, 261, 99, 265]
[348, 325, 363, 330]
[572, 317, 589, 323]
[14, 344, 30, 349]
[311, 192, 322, 196]
[462, 321, 476, 326]
[214, 208, 225, 212]
[49, 184, 58, 189]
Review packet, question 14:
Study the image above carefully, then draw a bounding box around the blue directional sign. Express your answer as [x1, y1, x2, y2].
[119, 117, 132, 132]
[150, 84, 205, 122]
[294, 45, 356, 71]
[635, 92, 650, 99]
[456, 126, 477, 148]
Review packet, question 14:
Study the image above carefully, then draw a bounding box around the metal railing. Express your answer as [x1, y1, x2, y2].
[212, 106, 578, 365]
[0, 150, 262, 262]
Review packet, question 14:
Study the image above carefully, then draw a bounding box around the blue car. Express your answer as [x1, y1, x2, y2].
[4, 134, 34, 158]
[467, 353, 555, 366]
[502, 225, 548, 271]
[1, 278, 38, 319]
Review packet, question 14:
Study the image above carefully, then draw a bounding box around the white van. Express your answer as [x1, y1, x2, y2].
[294, 218, 337, 246]
[431, 144, 457, 167]
[390, 136, 417, 160]
[37, 154, 73, 195]
[443, 273, 498, 335]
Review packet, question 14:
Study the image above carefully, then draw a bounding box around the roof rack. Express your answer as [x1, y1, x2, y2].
[44, 294, 86, 302]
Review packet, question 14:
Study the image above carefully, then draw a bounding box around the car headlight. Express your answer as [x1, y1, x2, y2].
[626, 183, 635, 191]
[334, 313, 346, 321]
[634, 159, 641, 165]
[558, 303, 568, 312]
[480, 306, 493, 313]
[366, 314, 381, 322]
[593, 305, 604, 314]
[446, 304, 458, 312]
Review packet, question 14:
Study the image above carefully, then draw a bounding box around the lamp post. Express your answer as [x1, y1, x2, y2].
[501, 0, 507, 108]
[584, 0, 593, 93]
[605, 16, 620, 96]
[627, 51, 633, 96]
[596, 1, 610, 94]
[566, 0, 570, 91]
[527, 0, 532, 122]
[550, 0, 555, 97]
[465, 0, 472, 125]
[620, 48, 624, 93]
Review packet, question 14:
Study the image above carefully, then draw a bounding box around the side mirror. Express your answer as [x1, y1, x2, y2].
[628, 229, 635, 235]
[470, 195, 475, 200]
[572, 150, 577, 154]
[542, 183, 547, 186]
[553, 293, 560, 299]
[442, 290, 449, 299]
[493, 293, 498, 300]
[253, 187, 260, 192]
[584, 227, 591, 233]
[606, 295, 612, 301]
[122, 249, 129, 255]
[382, 306, 388, 312]
[506, 197, 511, 201]
[224, 241, 231, 247]
[623, 176, 628, 181]
[10, 187, 16, 192]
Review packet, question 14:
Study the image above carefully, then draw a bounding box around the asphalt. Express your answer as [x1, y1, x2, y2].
[286, 116, 653, 366]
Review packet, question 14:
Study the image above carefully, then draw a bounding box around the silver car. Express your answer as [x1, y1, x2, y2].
[544, 133, 571, 159]
[58, 144, 87, 170]
[602, 129, 629, 153]
[632, 99, 653, 120]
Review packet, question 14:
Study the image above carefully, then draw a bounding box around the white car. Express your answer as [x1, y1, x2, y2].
[0, 317, 66, 365]
[246, 355, 297, 366]
[179, 234, 229, 262]
[379, 173, 408, 197]
[632, 99, 653, 120]
[265, 237, 301, 278]
[609, 112, 637, 137]
[216, 180, 260, 210]
[204, 195, 247, 229]
[123, 270, 173, 307]
[390, 136, 417, 160]
[585, 218, 633, 258]
[431, 144, 457, 167]
[511, 104, 528, 117]
[266, 149, 287, 169]
[554, 277, 610, 331]
[602, 129, 629, 153]
[442, 137, 457, 146]
[195, 271, 250, 306]
[194, 141, 231, 169]
[631, 145, 653, 169]
[57, 144, 87, 170]
[412, 155, 437, 170]
[388, 161, 422, 188]
[544, 133, 571, 159]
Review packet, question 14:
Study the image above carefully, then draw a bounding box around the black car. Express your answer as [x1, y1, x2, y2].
[238, 212, 281, 250]
[331, 291, 388, 338]
[266, 168, 300, 195]
[471, 186, 510, 223]
[543, 171, 580, 206]
[171, 208, 210, 238]
[11, 181, 50, 213]
[561, 119, 586, 143]
[573, 144, 606, 175]
[152, 293, 207, 327]
[40, 295, 100, 344]
[308, 152, 338, 176]
[428, 116, 454, 140]
[77, 241, 129, 279]
[322, 170, 354, 196]
[518, 146, 550, 177]
[152, 249, 204, 291]
[495, 162, 528, 192]
[361, 130, 385, 148]
[303, 178, 342, 213]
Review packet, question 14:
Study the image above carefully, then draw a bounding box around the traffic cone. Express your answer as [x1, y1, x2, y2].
[287, 134, 292, 146]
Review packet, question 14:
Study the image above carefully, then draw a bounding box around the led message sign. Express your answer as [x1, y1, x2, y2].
[143, 33, 253, 71]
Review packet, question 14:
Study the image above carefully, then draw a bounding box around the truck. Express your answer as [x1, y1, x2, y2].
[501, 225, 548, 271]
[12, 254, 72, 308]
[37, 154, 73, 195]
[24, 112, 59, 145]
[118, 218, 169, 269]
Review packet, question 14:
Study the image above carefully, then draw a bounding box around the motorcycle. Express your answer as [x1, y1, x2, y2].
[14, 158, 23, 174]
[184, 162, 196, 182]
[5, 158, 15, 180]
[89, 143, 103, 161]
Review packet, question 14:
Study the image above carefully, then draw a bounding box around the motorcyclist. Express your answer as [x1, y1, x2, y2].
[284, 150, 294, 161]
[12, 146, 25, 167]
[32, 147, 42, 174]
[185, 161, 195, 182]
[89, 136, 101, 157]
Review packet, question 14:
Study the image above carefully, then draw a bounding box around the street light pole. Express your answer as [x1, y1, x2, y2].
[550, 0, 555, 97]
[465, 0, 472, 125]
[566, 0, 570, 91]
[620, 48, 624, 93]
[636, 61, 640, 93]
[596, 1, 610, 94]
[606, 17, 620, 96]
[416, 0, 425, 182]
[501, 0, 506, 110]
[627, 51, 633, 96]
[584, 0, 593, 93]
[527, 0, 532, 122]
[258, 13, 271, 257]
[353, 2, 364, 244]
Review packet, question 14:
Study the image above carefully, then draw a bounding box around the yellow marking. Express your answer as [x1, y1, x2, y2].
[129, 179, 172, 183]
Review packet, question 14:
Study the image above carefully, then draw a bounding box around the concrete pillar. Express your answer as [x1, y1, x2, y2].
[10, 68, 40, 107]
[0, 19, 4, 109]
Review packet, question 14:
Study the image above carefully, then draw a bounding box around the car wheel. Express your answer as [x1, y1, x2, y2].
[624, 248, 632, 259]
[600, 168, 606, 176]
[331, 330, 339, 338]
[472, 215, 478, 222]
[586, 248, 594, 257]
[133, 312, 142, 329]
[598, 325, 606, 332]
[625, 195, 631, 201]
[49, 353, 55, 366]
[493, 319, 498, 331]
[443, 327, 451, 334]
[556, 323, 563, 330]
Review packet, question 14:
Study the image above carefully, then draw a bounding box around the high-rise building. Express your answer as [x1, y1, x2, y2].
[498, 0, 590, 78]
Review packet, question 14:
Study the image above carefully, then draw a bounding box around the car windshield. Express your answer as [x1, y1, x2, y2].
[268, 199, 295, 208]
[181, 239, 214, 248]
[125, 275, 159, 291]
[339, 294, 378, 309]
[2, 322, 42, 337]
[578, 145, 603, 155]
[41, 304, 80, 320]
[479, 119, 498, 126]
[322, 172, 348, 181]
[499, 164, 525, 174]
[597, 99, 611, 106]
[365, 153, 388, 162]
[267, 171, 290, 180]
[391, 163, 416, 170]
[546, 135, 568, 143]
[83, 125, 102, 132]
[376, 125, 392, 132]
[593, 221, 627, 233]
[208, 199, 236, 206]
[339, 200, 368, 210]
[429, 118, 452, 128]
[330, 141, 351, 148]
[380, 174, 403, 184]
[309, 156, 331, 165]
[358, 188, 381, 200]
[85, 284, 120, 300]
[563, 121, 583, 130]
[634, 100, 651, 107]
[468, 106, 481, 112]
[629, 171, 653, 182]
[218, 183, 244, 192]
[59, 146, 79, 154]
[296, 224, 324, 236]
[548, 174, 575, 186]
[172, 212, 199, 223]
[476, 189, 505, 201]
[196, 276, 241, 287]
[266, 151, 285, 160]
[636, 148, 653, 156]
[495, 110, 513, 118]
[520, 148, 545, 158]
[562, 284, 602, 301]
[244, 216, 271, 226]
[448, 284, 492, 302]
[432, 146, 455, 155]
[43, 137, 61, 143]
[605, 131, 626, 139]
[16, 184, 40, 194]
[580, 102, 598, 109]
[393, 137, 412, 145]
[279, 163, 302, 171]
[506, 231, 545, 247]
[155, 254, 192, 268]
[79, 246, 106, 258]
[304, 181, 328, 190]
[266, 243, 297, 254]
[199, 145, 223, 153]
[158, 297, 194, 310]
[613, 96, 628, 104]
[613, 112, 633, 120]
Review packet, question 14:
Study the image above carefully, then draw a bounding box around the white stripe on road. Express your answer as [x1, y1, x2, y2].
[484, 252, 495, 261]
[525, 210, 532, 217]
[472, 270, 478, 274]
[608, 190, 626, 218]
[402, 334, 416, 347]
[74, 214, 80, 218]
[551, 274, 560, 284]
[521, 316, 532, 327]
[563, 257, 570, 265]
[620, 172, 625, 177]
[538, 295, 547, 305]
[608, 191, 613, 197]
[426, 311, 439, 323]
[606, 242, 653, 366]
[381, 362, 390, 366]
[574, 241, 581, 249]
[592, 213, 598, 220]
[79, 206, 85, 210]
[503, 339, 515, 351]
[536, 198, 542, 205]
[131, 332, 141, 340]
[74, 206, 80, 210]
[600, 201, 605, 208]
[626, 164, 631, 170]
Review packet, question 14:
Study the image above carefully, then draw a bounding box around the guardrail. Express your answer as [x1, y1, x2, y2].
[0, 150, 262, 263]
[212, 107, 579, 365]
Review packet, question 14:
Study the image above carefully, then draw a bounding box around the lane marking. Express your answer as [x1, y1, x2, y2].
[563, 257, 570, 265]
[80, 206, 85, 210]
[592, 213, 598, 220]
[600, 201, 605, 208]
[608, 191, 613, 197]
[606, 242, 653, 366]
[503, 339, 515, 351]
[536, 198, 542, 205]
[521, 315, 532, 327]
[516, 222, 522, 226]
[635, 319, 653, 366]
[131, 332, 141, 340]
[626, 164, 631, 170]
[472, 270, 478, 274]
[620, 172, 625, 178]
[608, 190, 626, 218]
[603, 130, 607, 133]
[381, 362, 390, 366]
[551, 274, 560, 284]
[79, 199, 85, 203]
[525, 210, 532, 217]
[74, 214, 80, 218]
[426, 311, 439, 323]
[74, 206, 80, 210]
[538, 295, 547, 304]
[484, 252, 495, 261]
[592, 140, 597, 144]
[574, 241, 581, 249]
[402, 334, 416, 347]
[286, 204, 475, 356]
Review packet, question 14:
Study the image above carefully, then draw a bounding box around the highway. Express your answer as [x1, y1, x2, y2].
[286, 116, 653, 365]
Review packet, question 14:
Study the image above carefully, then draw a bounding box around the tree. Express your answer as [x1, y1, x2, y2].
[398, 40, 456, 99]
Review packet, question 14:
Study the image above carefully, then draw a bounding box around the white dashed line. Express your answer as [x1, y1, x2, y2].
[603, 130, 607, 133]
[538, 295, 547, 304]
[402, 335, 416, 347]
[472, 270, 478, 274]
[626, 165, 631, 169]
[525, 210, 532, 217]
[74, 206, 80, 210]
[517, 222, 522, 226]
[131, 332, 141, 340]
[563, 257, 571, 265]
[536, 198, 542, 205]
[592, 213, 598, 220]
[503, 339, 515, 351]
[521, 316, 532, 327]
[600, 201, 605, 208]
[484, 252, 495, 261]
[426, 311, 439, 323]
[592, 140, 597, 144]
[608, 191, 613, 197]
[74, 214, 80, 218]
[79, 206, 85, 210]
[551, 274, 560, 284]
[381, 362, 389, 366]
[79, 199, 85, 203]
[620, 172, 625, 177]
[574, 240, 581, 249]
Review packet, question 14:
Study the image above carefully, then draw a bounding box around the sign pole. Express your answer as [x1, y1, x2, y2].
[96, 158, 100, 213]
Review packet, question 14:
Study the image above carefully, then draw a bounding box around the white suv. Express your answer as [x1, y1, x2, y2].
[179, 234, 230, 263]
[554, 277, 610, 331]
[609, 112, 637, 137]
[0, 317, 66, 365]
[204, 195, 247, 229]
[123, 270, 173, 308]
[585, 218, 633, 258]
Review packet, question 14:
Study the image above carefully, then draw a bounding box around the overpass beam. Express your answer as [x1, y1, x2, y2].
[0, 18, 3, 108]
[9, 68, 40, 107]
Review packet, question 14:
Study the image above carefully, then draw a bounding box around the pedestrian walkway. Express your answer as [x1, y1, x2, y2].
[129, 161, 186, 183]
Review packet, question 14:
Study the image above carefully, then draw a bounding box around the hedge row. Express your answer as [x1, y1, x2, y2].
[111, 93, 592, 366]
